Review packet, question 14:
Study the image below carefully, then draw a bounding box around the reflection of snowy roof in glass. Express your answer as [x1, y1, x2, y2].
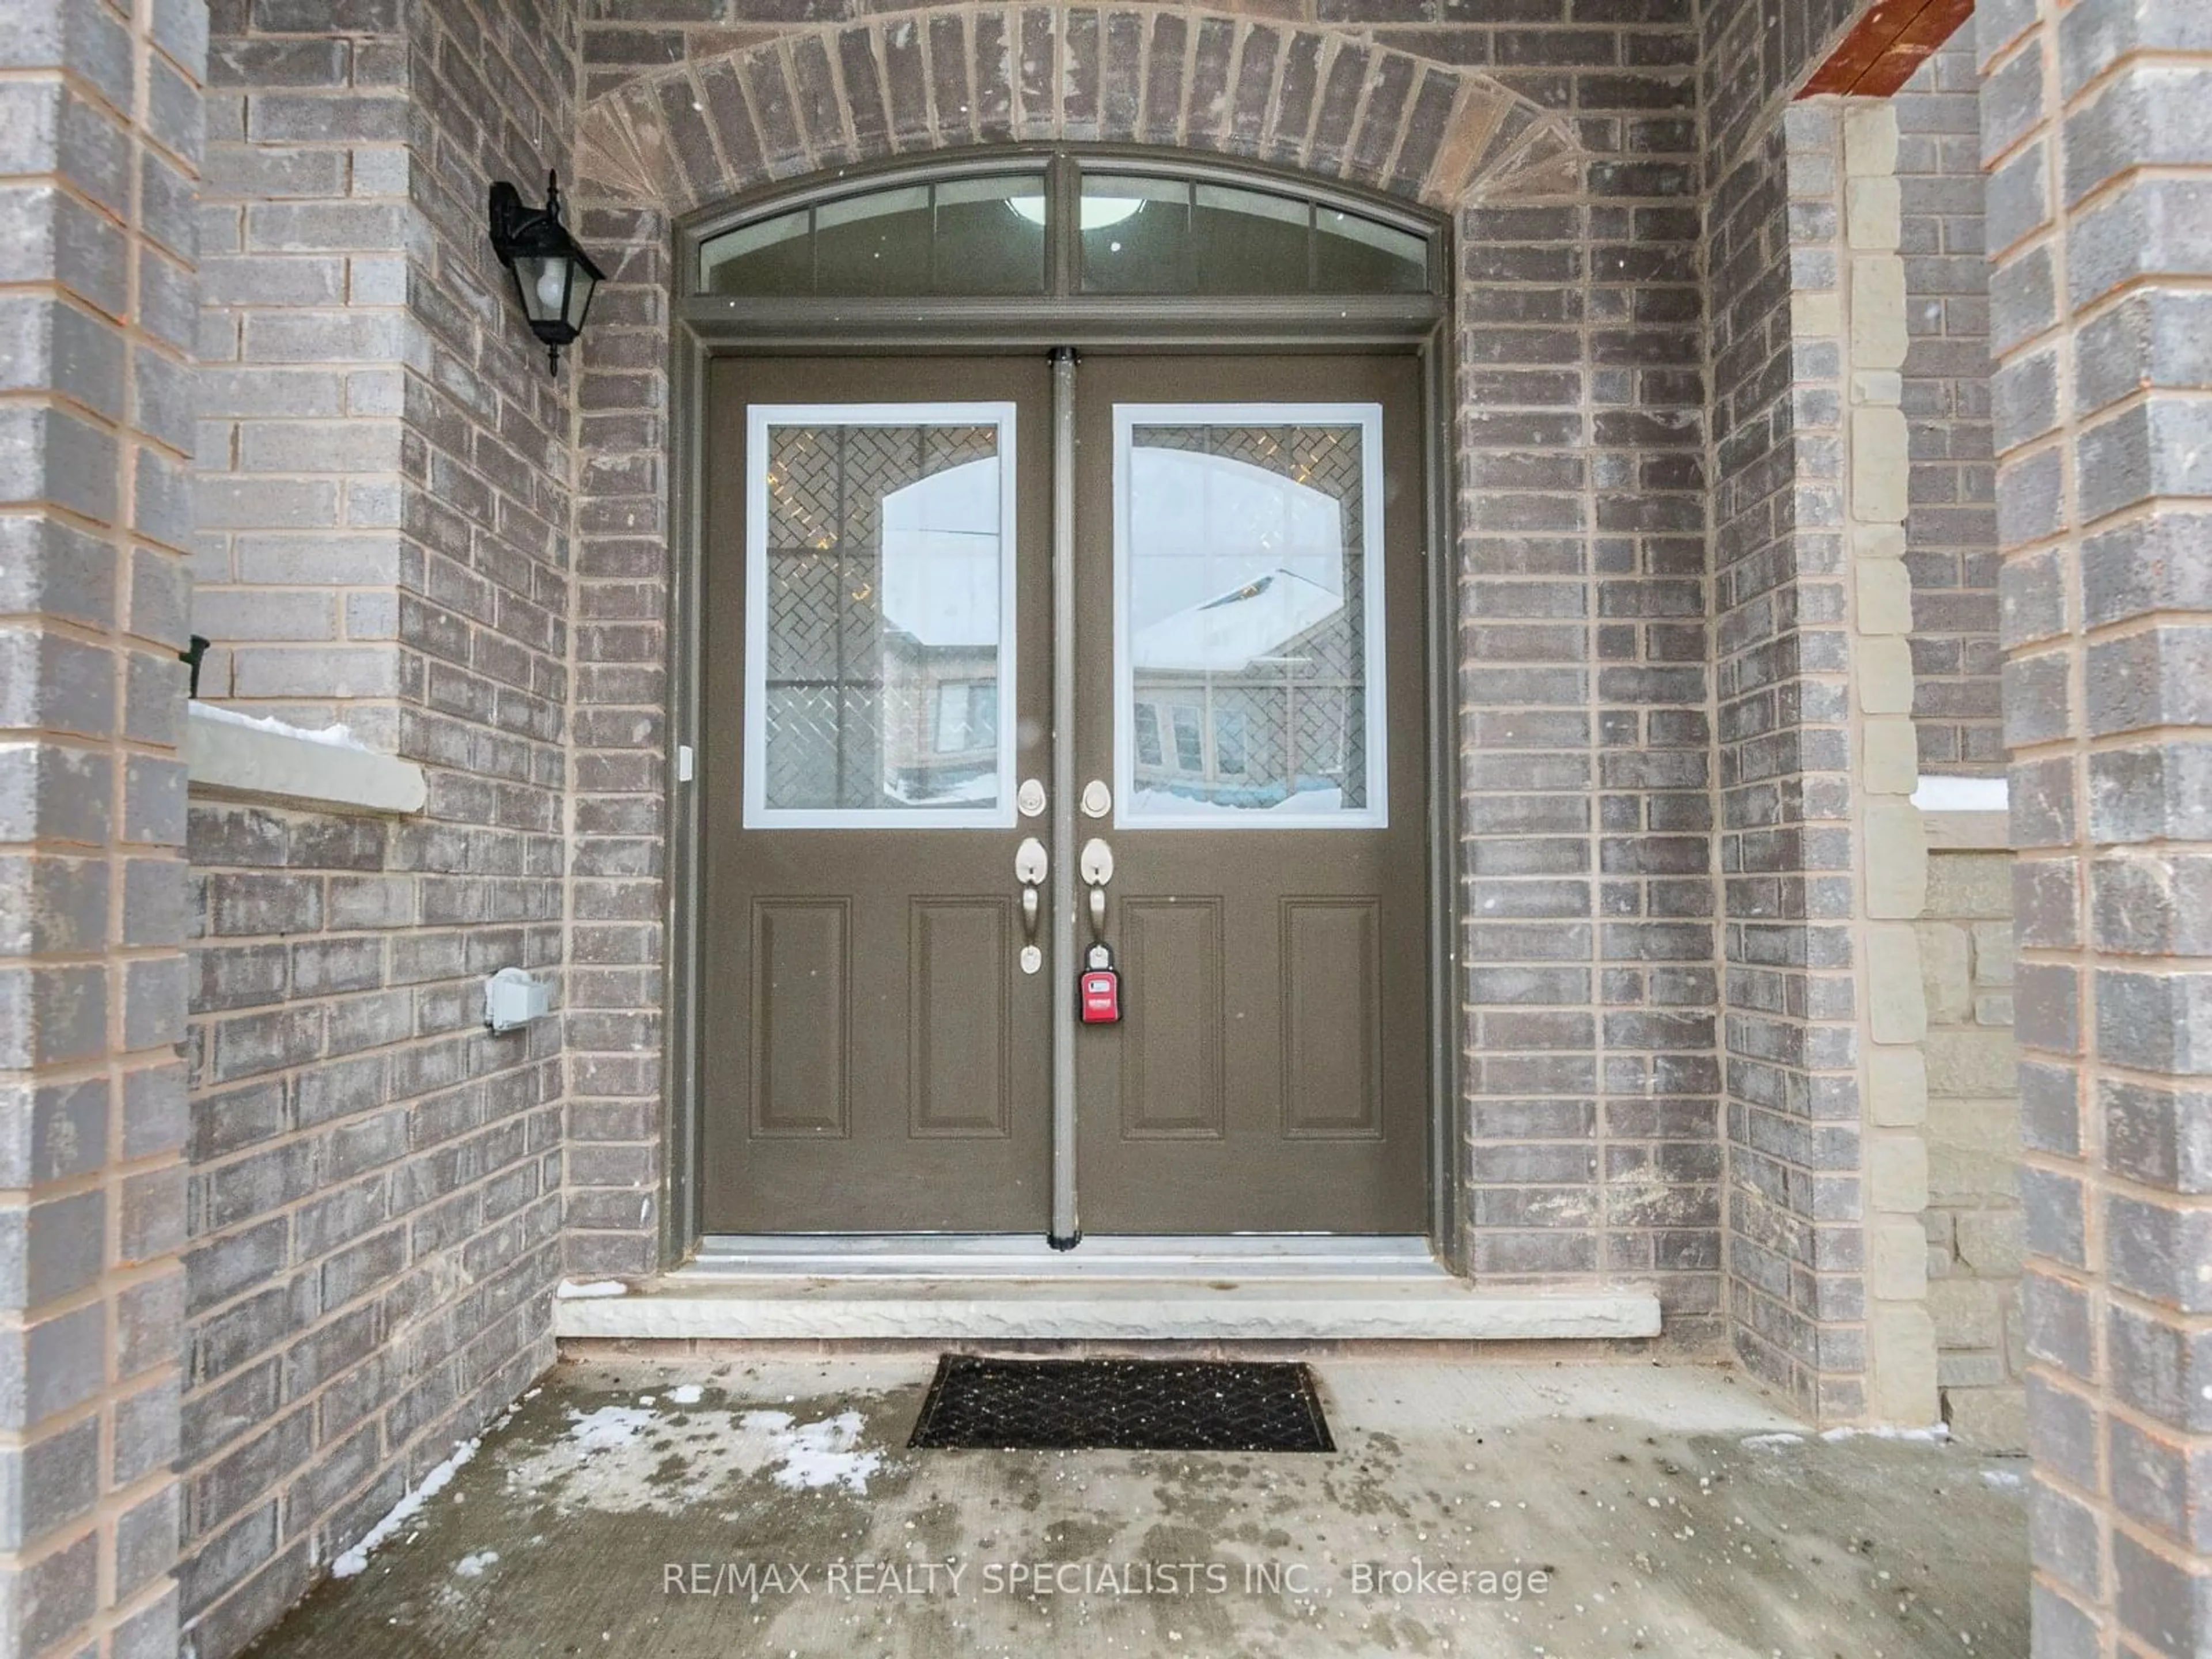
[1125, 445, 1346, 634]
[880, 457, 1001, 647]
[1131, 568, 1343, 672]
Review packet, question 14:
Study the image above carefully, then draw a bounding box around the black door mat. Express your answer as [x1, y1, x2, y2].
[907, 1355, 1335, 1452]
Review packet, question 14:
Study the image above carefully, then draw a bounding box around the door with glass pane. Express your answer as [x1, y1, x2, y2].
[700, 356, 1052, 1231]
[1071, 355, 1428, 1233]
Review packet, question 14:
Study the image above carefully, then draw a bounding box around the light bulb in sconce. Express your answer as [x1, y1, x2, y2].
[1006, 195, 1145, 230]
[535, 264, 566, 309]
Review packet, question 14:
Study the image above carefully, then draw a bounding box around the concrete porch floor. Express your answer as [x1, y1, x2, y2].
[241, 1356, 2028, 1659]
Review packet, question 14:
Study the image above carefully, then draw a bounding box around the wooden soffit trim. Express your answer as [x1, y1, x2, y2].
[1800, 0, 1975, 99]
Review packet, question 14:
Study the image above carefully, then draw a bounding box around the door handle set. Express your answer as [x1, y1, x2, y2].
[1012, 790, 1113, 969]
[1079, 837, 1113, 938]
[1014, 835, 1048, 934]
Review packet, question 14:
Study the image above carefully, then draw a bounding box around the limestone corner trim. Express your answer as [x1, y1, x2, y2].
[185, 703, 428, 815]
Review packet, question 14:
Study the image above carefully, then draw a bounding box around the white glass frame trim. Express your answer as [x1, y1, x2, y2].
[743, 402, 1021, 829]
[1111, 402, 1389, 831]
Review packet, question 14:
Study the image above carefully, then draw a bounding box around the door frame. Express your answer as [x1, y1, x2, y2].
[658, 145, 1467, 1272]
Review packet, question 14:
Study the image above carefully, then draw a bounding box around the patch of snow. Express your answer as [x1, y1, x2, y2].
[554, 1279, 628, 1300]
[505, 1393, 894, 1514]
[567, 1406, 656, 1453]
[454, 1551, 500, 1578]
[747, 1408, 883, 1494]
[1130, 783, 1347, 820]
[1818, 1423, 1950, 1442]
[1981, 1468, 2025, 1489]
[332, 1435, 483, 1578]
[190, 699, 372, 752]
[1738, 1432, 1805, 1450]
[1912, 775, 2008, 813]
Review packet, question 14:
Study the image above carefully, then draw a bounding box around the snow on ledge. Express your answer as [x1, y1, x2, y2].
[190, 700, 375, 750]
[1911, 775, 2008, 813]
[187, 700, 427, 815]
[1912, 774, 2010, 851]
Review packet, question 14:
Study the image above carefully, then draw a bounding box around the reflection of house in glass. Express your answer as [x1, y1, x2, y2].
[1126, 437, 1366, 816]
[879, 454, 1003, 806]
[760, 427, 1004, 812]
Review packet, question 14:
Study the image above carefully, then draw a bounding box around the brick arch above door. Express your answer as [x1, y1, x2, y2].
[573, 5, 1584, 215]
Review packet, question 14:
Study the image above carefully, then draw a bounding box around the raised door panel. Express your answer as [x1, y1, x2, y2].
[749, 899, 851, 1138]
[909, 898, 1012, 1138]
[1280, 897, 1383, 1139]
[1118, 897, 1224, 1140]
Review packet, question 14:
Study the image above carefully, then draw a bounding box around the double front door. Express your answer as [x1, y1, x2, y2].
[699, 351, 1427, 1237]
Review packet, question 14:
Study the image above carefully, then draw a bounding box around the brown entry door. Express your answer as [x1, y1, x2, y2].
[699, 351, 1426, 1236]
[701, 357, 1052, 1231]
[1071, 355, 1428, 1234]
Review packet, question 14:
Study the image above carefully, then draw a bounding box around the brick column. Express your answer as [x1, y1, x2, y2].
[1979, 0, 2212, 1650]
[0, 0, 206, 1654]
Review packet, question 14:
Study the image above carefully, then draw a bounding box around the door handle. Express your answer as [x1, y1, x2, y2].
[1015, 837, 1048, 939]
[1079, 838, 1113, 939]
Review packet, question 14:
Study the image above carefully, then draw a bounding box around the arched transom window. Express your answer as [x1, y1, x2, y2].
[693, 151, 1443, 301]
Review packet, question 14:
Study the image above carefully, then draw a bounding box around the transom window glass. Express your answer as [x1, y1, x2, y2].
[744, 404, 1018, 828]
[702, 173, 1048, 297]
[695, 156, 1439, 301]
[1080, 174, 1429, 294]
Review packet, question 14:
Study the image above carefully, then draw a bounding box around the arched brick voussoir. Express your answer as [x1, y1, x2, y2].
[573, 4, 1581, 219]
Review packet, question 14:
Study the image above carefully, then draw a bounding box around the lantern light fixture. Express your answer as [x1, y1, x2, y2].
[487, 170, 605, 373]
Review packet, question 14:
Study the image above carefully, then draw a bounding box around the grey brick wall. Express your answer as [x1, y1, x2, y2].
[179, 800, 563, 1658]
[178, 1, 579, 1654]
[1980, 0, 2212, 1646]
[0, 1, 206, 1654]
[1896, 28, 2001, 775]
[1706, 97, 1873, 1421]
[195, 0, 415, 748]
[1699, 0, 1919, 1423]
[565, 0, 1725, 1342]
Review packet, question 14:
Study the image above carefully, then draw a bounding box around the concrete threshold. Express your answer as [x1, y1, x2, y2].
[551, 1265, 1662, 1343]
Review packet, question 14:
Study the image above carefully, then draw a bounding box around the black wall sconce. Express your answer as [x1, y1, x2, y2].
[487, 170, 605, 373]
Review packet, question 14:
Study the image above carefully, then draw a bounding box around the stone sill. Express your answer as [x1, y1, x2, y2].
[1914, 775, 2009, 851]
[551, 1277, 1664, 1343]
[1923, 810, 2009, 851]
[185, 702, 427, 815]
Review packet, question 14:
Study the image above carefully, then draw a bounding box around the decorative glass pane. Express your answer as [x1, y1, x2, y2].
[1114, 405, 1387, 828]
[1213, 707, 1247, 775]
[747, 406, 1017, 826]
[1134, 703, 1163, 767]
[1170, 705, 1205, 771]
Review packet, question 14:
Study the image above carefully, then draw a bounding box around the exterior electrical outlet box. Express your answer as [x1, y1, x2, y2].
[484, 967, 550, 1033]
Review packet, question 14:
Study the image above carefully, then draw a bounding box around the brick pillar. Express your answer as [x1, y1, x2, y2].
[1979, 0, 2212, 1650]
[0, 0, 206, 1654]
